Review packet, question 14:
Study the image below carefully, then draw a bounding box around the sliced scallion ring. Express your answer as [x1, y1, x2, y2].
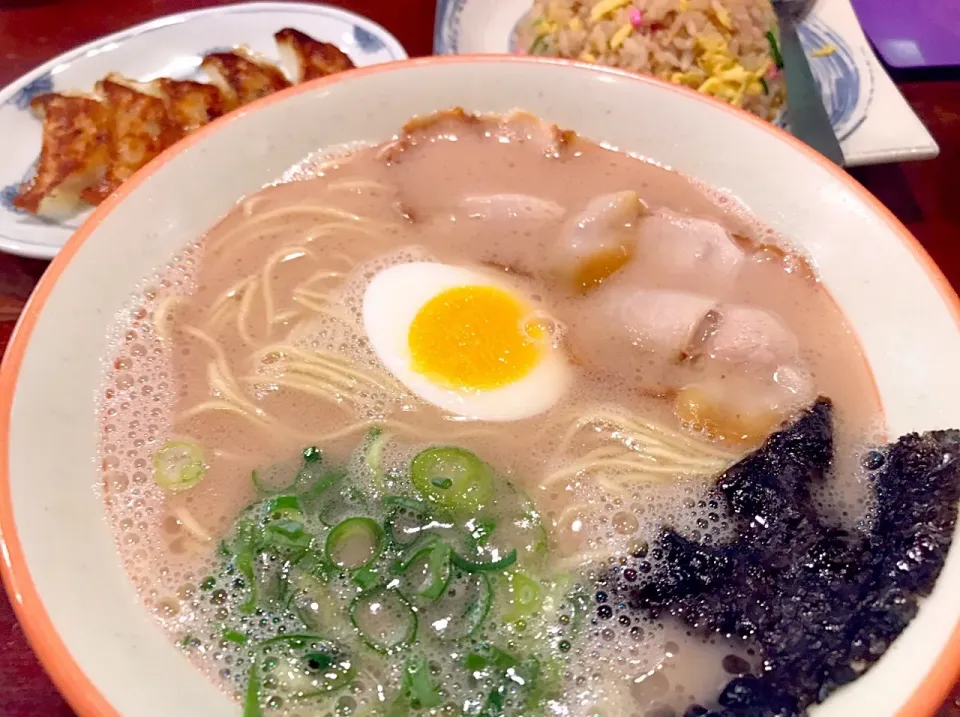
[232, 520, 260, 614]
[325, 517, 384, 570]
[258, 634, 355, 698]
[504, 570, 543, 621]
[462, 574, 493, 639]
[467, 516, 497, 548]
[352, 565, 381, 591]
[411, 447, 493, 511]
[263, 519, 312, 551]
[383, 496, 455, 548]
[153, 439, 206, 492]
[242, 661, 263, 717]
[451, 548, 518, 573]
[395, 532, 440, 571]
[382, 495, 433, 513]
[222, 627, 249, 645]
[264, 495, 300, 517]
[349, 589, 417, 653]
[365, 427, 387, 491]
[385, 505, 428, 547]
[260, 632, 327, 648]
[421, 542, 453, 601]
[403, 658, 443, 708]
[420, 571, 492, 642]
[398, 541, 452, 602]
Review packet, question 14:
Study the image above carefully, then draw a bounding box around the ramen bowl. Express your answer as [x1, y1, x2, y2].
[0, 56, 958, 717]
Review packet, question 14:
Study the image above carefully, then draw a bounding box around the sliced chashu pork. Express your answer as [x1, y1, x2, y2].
[631, 209, 746, 291]
[564, 284, 812, 440]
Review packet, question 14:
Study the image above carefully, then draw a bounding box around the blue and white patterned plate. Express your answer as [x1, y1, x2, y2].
[434, 0, 938, 168]
[0, 2, 407, 259]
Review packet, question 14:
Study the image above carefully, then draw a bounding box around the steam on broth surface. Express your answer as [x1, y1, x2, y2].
[100, 110, 905, 717]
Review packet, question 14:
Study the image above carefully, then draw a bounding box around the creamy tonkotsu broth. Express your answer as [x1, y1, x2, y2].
[99, 111, 885, 717]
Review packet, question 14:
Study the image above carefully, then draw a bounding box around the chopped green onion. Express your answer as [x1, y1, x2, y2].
[265, 495, 300, 516]
[421, 543, 452, 601]
[242, 661, 263, 717]
[504, 570, 543, 621]
[302, 662, 356, 696]
[304, 651, 333, 670]
[421, 571, 492, 641]
[466, 652, 488, 672]
[214, 438, 563, 710]
[291, 550, 333, 579]
[759, 76, 769, 95]
[263, 519, 312, 551]
[383, 497, 453, 547]
[260, 632, 327, 648]
[349, 589, 418, 653]
[383, 495, 432, 513]
[411, 447, 493, 511]
[524, 508, 549, 558]
[562, 582, 591, 635]
[317, 485, 371, 527]
[252, 447, 320, 495]
[251, 470, 269, 495]
[251, 468, 302, 497]
[529, 34, 548, 55]
[404, 658, 443, 708]
[398, 540, 452, 602]
[233, 520, 260, 614]
[395, 532, 441, 571]
[152, 439, 206, 492]
[290, 573, 342, 633]
[468, 517, 497, 547]
[288, 651, 355, 697]
[461, 574, 493, 639]
[525, 655, 563, 712]
[299, 468, 344, 504]
[452, 548, 518, 573]
[365, 427, 387, 491]
[766, 30, 784, 70]
[468, 647, 553, 715]
[250, 634, 353, 704]
[353, 565, 381, 591]
[223, 627, 248, 645]
[384, 507, 420, 547]
[325, 517, 384, 570]
[266, 519, 306, 540]
[486, 646, 519, 671]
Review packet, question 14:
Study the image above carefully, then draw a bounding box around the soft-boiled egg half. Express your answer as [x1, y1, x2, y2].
[363, 262, 571, 421]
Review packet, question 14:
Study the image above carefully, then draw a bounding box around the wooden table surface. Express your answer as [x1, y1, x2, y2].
[0, 0, 959, 715]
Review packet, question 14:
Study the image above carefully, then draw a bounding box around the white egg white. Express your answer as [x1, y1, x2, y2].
[362, 262, 571, 421]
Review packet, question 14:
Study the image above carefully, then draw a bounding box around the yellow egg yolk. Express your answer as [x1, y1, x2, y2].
[408, 285, 542, 391]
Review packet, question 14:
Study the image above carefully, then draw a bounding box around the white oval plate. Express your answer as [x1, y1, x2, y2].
[0, 57, 958, 717]
[433, 0, 940, 168]
[0, 1, 407, 260]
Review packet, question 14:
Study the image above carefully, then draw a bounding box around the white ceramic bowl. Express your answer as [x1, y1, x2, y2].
[0, 56, 958, 717]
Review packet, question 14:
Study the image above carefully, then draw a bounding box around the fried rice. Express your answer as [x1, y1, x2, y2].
[515, 0, 786, 121]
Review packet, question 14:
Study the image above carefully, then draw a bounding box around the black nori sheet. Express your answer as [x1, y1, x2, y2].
[608, 398, 960, 717]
